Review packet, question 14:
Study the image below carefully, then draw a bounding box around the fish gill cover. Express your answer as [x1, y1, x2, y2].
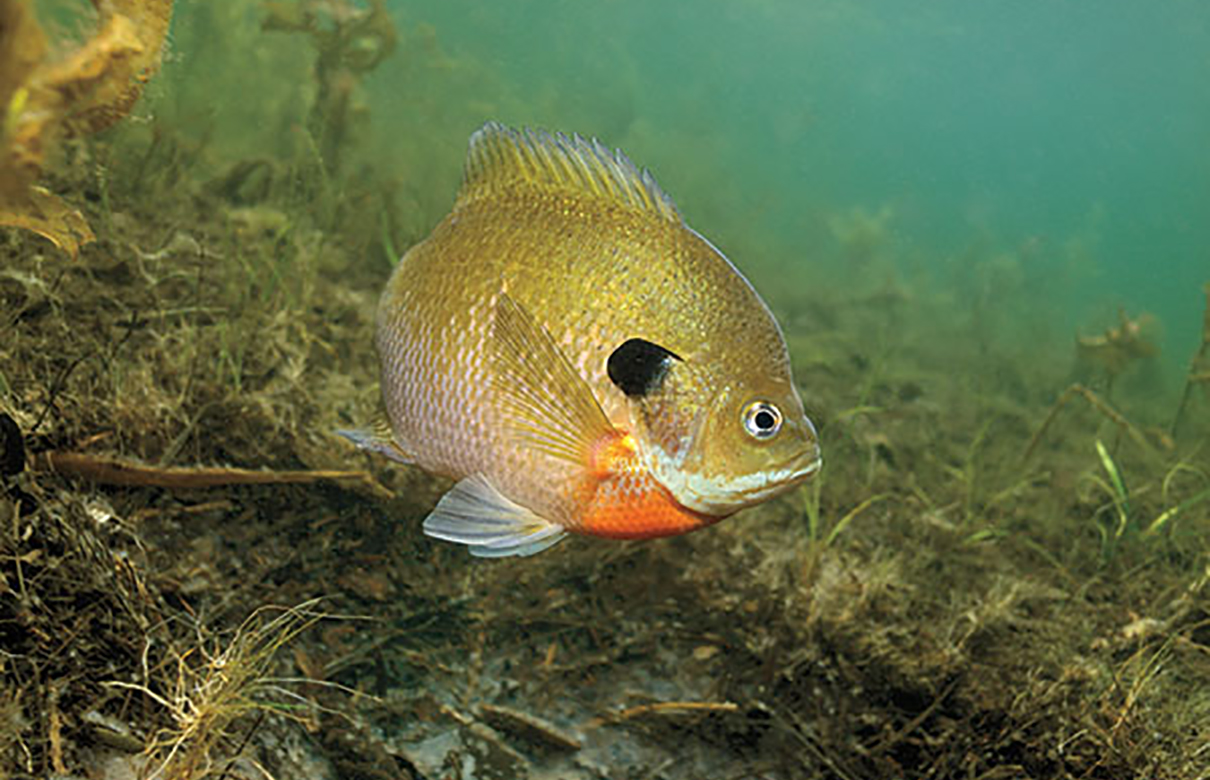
[0, 0, 1209, 778]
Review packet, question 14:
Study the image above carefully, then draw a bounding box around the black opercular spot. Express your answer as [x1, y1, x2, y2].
[607, 338, 682, 398]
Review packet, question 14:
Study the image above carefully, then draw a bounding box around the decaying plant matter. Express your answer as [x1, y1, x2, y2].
[109, 600, 332, 780]
[0, 0, 175, 257]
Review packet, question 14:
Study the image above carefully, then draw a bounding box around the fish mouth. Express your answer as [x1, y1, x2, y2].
[661, 445, 823, 515]
[736, 448, 823, 502]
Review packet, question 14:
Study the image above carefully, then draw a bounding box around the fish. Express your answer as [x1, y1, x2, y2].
[341, 122, 821, 557]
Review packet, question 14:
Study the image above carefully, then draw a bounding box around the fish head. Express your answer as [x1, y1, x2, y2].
[610, 341, 821, 516]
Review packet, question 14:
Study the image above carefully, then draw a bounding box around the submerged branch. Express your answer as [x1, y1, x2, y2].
[35, 451, 392, 500]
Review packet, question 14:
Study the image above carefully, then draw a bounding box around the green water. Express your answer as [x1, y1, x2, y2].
[351, 0, 1209, 376]
[164, 0, 1210, 385]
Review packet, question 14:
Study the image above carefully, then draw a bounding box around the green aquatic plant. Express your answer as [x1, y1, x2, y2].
[801, 466, 888, 548]
[943, 418, 994, 525]
[1095, 440, 1131, 529]
[1083, 439, 1134, 558]
[1145, 462, 1210, 536]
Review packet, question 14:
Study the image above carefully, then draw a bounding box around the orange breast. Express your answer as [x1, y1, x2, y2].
[577, 432, 720, 540]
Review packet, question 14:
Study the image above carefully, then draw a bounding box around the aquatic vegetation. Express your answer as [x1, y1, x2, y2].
[260, 0, 395, 179]
[802, 466, 888, 549]
[1172, 282, 1210, 437]
[0, 0, 174, 257]
[1024, 382, 1164, 462]
[1075, 307, 1160, 393]
[1086, 438, 1133, 557]
[109, 600, 332, 780]
[262, 0, 397, 180]
[259, 0, 402, 253]
[1146, 482, 1210, 536]
[827, 204, 895, 267]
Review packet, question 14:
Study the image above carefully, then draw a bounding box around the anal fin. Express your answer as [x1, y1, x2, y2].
[423, 474, 567, 558]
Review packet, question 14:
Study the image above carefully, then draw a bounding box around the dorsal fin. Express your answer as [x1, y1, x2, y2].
[458, 121, 682, 223]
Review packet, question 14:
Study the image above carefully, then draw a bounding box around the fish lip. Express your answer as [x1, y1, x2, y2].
[690, 448, 823, 513]
[767, 444, 823, 482]
[789, 454, 823, 482]
[748, 449, 822, 496]
[646, 439, 823, 516]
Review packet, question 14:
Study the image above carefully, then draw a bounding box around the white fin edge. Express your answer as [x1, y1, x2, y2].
[423, 474, 568, 558]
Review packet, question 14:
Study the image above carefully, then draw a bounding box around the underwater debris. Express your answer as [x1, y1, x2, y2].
[478, 703, 582, 752]
[1075, 306, 1158, 389]
[600, 700, 741, 724]
[0, 486, 166, 776]
[0, 0, 175, 257]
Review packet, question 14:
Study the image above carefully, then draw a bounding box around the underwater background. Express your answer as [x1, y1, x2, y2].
[172, 0, 1210, 387]
[3, 0, 1210, 778]
[373, 0, 1210, 376]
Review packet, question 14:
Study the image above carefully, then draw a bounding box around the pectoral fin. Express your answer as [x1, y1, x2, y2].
[489, 292, 616, 464]
[337, 413, 414, 464]
[424, 474, 567, 557]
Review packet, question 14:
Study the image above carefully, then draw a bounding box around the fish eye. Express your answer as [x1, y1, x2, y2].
[741, 401, 782, 440]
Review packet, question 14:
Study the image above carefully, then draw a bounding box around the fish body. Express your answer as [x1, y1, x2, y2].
[348, 122, 820, 556]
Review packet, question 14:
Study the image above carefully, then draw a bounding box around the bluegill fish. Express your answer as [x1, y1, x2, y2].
[342, 122, 821, 556]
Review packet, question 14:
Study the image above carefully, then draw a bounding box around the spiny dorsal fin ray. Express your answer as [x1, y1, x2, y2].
[459, 121, 682, 223]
